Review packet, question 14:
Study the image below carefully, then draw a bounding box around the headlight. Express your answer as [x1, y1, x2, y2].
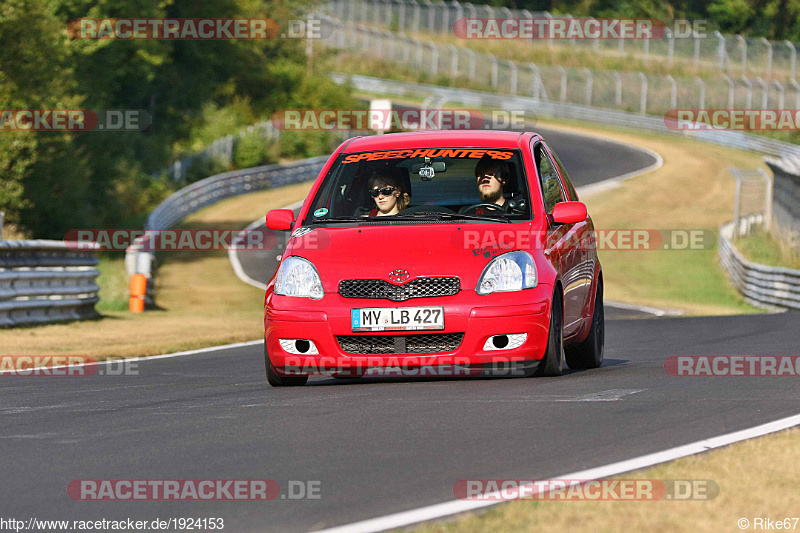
[275, 256, 324, 299]
[476, 251, 537, 295]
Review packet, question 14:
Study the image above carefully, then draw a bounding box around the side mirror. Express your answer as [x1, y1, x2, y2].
[551, 202, 587, 225]
[266, 209, 295, 231]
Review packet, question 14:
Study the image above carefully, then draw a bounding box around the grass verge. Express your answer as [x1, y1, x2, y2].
[413, 427, 800, 533]
[546, 119, 765, 315]
[733, 228, 800, 269]
[95, 255, 129, 313]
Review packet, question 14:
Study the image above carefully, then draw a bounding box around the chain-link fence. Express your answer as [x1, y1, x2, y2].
[325, 0, 800, 83]
[165, 120, 281, 182]
[320, 17, 800, 117]
[729, 168, 773, 239]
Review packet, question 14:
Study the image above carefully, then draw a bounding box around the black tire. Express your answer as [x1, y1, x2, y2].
[565, 280, 604, 370]
[534, 290, 564, 377]
[264, 340, 308, 387]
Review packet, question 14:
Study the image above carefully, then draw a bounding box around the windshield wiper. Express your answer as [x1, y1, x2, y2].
[389, 212, 511, 223]
[310, 216, 363, 224]
[313, 213, 512, 224]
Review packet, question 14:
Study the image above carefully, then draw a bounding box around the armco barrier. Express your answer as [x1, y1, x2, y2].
[719, 218, 800, 310]
[0, 240, 100, 327]
[145, 156, 330, 233]
[125, 156, 330, 305]
[328, 73, 800, 159]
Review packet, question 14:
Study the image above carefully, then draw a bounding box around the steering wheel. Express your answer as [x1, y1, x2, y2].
[460, 203, 507, 215]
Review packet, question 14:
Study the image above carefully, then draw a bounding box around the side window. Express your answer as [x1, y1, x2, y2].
[548, 146, 579, 201]
[535, 143, 565, 213]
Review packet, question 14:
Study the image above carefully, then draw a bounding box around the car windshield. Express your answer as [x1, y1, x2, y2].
[304, 147, 531, 224]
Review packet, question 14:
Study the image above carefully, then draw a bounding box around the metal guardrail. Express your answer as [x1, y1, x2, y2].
[330, 73, 800, 159]
[145, 156, 330, 233]
[0, 240, 100, 327]
[719, 217, 800, 310]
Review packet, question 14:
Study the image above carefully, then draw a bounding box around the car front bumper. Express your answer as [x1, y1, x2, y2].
[265, 284, 553, 376]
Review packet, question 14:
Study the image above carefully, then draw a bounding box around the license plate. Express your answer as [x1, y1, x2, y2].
[351, 306, 444, 332]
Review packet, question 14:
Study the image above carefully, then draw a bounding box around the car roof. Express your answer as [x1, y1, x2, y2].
[342, 130, 540, 152]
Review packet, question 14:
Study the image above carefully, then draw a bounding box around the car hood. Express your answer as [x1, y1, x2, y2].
[285, 223, 532, 292]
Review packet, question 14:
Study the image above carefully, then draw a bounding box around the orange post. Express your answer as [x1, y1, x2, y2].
[129, 273, 147, 313]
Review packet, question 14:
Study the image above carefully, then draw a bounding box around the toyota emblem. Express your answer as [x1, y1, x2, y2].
[388, 269, 410, 283]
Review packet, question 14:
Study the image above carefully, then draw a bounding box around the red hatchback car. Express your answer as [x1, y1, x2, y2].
[263, 130, 603, 386]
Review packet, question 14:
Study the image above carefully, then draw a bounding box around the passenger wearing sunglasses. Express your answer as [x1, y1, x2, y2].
[364, 172, 409, 217]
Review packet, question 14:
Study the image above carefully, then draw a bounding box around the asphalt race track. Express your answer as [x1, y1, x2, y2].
[3, 131, 798, 533]
[2, 313, 798, 532]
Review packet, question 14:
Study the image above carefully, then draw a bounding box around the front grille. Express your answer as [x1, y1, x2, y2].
[337, 333, 465, 355]
[339, 277, 459, 301]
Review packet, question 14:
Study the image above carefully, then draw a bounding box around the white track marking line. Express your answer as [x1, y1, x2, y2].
[316, 413, 800, 533]
[0, 339, 262, 375]
[570, 388, 644, 401]
[575, 146, 663, 198]
[228, 216, 270, 290]
[604, 300, 685, 317]
[228, 199, 305, 290]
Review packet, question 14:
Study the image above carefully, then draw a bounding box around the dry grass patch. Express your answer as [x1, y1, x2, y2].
[542, 121, 765, 315]
[734, 228, 800, 270]
[413, 427, 800, 533]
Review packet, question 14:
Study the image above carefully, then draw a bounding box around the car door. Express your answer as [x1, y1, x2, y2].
[534, 142, 583, 336]
[545, 142, 593, 329]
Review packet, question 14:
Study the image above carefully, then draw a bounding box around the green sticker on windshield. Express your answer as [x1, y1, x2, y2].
[314, 208, 328, 217]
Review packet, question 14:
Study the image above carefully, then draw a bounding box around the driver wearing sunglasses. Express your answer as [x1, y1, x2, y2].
[364, 172, 409, 217]
[475, 156, 509, 209]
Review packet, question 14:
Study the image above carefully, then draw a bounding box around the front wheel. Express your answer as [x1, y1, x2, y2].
[265, 340, 308, 387]
[565, 280, 604, 370]
[533, 290, 564, 377]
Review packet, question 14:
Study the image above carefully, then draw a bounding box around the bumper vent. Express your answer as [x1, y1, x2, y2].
[339, 277, 459, 302]
[336, 333, 465, 355]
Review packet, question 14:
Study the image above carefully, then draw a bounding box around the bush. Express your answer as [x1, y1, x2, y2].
[183, 156, 231, 184]
[234, 133, 274, 168]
